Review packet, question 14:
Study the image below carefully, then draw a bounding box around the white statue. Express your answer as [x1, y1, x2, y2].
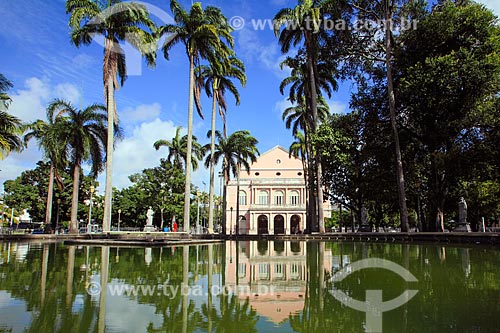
[458, 197, 467, 224]
[146, 207, 154, 226]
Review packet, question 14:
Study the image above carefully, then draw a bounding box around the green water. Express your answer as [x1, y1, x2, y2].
[0, 241, 499, 332]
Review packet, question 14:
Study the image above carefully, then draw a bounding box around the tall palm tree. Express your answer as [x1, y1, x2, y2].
[49, 99, 109, 233]
[153, 126, 205, 171]
[24, 107, 68, 226]
[205, 130, 259, 234]
[197, 56, 246, 232]
[279, 54, 335, 233]
[0, 75, 23, 159]
[157, 0, 234, 231]
[279, 55, 338, 105]
[282, 96, 329, 136]
[66, 0, 156, 232]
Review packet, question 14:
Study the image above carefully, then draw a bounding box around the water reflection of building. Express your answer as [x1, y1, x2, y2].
[225, 241, 333, 324]
[225, 146, 332, 235]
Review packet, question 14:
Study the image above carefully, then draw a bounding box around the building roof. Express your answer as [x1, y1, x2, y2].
[248, 145, 303, 171]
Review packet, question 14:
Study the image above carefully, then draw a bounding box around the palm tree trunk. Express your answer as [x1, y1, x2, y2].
[222, 164, 228, 235]
[182, 246, 189, 333]
[207, 244, 213, 332]
[208, 89, 218, 233]
[305, 129, 315, 232]
[385, 1, 409, 232]
[66, 246, 75, 306]
[45, 163, 55, 226]
[103, 49, 115, 233]
[306, 32, 324, 233]
[40, 244, 49, 306]
[69, 164, 81, 234]
[98, 246, 109, 333]
[183, 54, 196, 232]
[236, 163, 241, 235]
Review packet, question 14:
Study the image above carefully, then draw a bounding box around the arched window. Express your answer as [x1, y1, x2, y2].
[289, 190, 300, 206]
[258, 190, 269, 205]
[274, 190, 284, 206]
[239, 190, 247, 205]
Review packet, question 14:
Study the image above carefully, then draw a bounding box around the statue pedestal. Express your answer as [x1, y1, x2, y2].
[143, 226, 156, 233]
[454, 223, 471, 232]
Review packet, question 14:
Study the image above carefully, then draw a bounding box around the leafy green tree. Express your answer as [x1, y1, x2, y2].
[113, 159, 185, 229]
[2, 161, 97, 227]
[397, 1, 500, 230]
[314, 112, 366, 223]
[157, 0, 233, 231]
[346, 0, 426, 231]
[49, 100, 109, 233]
[66, 0, 156, 232]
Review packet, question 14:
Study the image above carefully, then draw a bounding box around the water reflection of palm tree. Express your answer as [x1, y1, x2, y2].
[29, 244, 98, 332]
[66, 246, 75, 307]
[40, 244, 49, 305]
[201, 294, 258, 333]
[98, 246, 110, 333]
[290, 241, 329, 332]
[147, 246, 201, 333]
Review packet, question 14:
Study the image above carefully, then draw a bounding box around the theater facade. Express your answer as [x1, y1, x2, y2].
[224, 146, 332, 235]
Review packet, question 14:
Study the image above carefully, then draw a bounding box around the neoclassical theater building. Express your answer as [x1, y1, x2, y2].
[225, 146, 332, 235]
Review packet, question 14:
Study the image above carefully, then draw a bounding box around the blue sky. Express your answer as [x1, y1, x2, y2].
[1, 0, 498, 193]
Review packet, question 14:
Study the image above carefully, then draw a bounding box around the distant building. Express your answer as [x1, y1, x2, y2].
[225, 146, 332, 235]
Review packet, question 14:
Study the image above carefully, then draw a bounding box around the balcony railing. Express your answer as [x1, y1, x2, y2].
[229, 178, 305, 186]
[248, 204, 306, 211]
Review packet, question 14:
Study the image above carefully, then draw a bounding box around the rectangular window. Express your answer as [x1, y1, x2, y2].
[274, 264, 284, 279]
[239, 192, 247, 205]
[258, 264, 269, 280]
[274, 192, 284, 206]
[238, 263, 247, 278]
[258, 192, 269, 205]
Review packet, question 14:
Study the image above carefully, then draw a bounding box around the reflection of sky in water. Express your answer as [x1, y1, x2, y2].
[105, 294, 163, 333]
[0, 291, 32, 332]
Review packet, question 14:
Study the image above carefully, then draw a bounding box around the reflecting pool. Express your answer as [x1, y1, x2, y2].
[0, 241, 499, 332]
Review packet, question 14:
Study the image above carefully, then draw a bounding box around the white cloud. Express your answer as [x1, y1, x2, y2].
[53, 83, 81, 106]
[106, 118, 178, 190]
[274, 98, 293, 116]
[120, 103, 162, 124]
[328, 100, 347, 114]
[7, 77, 82, 123]
[236, 28, 288, 78]
[8, 77, 50, 122]
[104, 118, 213, 192]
